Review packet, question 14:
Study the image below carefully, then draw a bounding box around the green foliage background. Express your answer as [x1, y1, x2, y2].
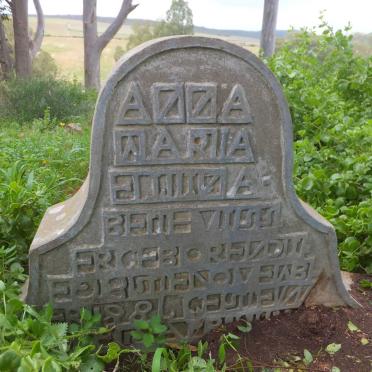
[268, 20, 372, 273]
[118, 0, 193, 58]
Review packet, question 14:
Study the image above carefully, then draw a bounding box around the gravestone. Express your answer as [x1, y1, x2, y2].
[25, 36, 357, 344]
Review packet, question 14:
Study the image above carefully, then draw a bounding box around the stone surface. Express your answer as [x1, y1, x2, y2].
[25, 36, 357, 344]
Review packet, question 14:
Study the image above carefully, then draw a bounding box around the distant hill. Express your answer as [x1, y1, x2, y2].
[41, 14, 288, 39]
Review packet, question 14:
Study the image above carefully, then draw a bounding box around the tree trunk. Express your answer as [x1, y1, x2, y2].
[0, 16, 13, 79]
[83, 0, 137, 90]
[83, 0, 99, 89]
[85, 47, 100, 90]
[30, 0, 44, 59]
[260, 0, 279, 58]
[11, 0, 31, 77]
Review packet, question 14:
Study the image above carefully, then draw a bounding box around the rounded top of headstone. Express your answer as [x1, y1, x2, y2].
[89, 35, 294, 205]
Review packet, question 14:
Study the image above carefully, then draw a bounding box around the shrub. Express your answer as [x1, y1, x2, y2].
[268, 19, 372, 273]
[0, 76, 96, 123]
[32, 50, 58, 78]
[0, 122, 90, 260]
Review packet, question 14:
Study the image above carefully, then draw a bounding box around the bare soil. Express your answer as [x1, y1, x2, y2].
[117, 272, 371, 371]
[204, 272, 372, 371]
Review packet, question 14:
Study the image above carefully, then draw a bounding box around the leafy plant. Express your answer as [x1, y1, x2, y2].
[218, 332, 240, 367]
[0, 279, 109, 372]
[359, 279, 372, 289]
[268, 17, 372, 273]
[0, 76, 96, 122]
[152, 341, 216, 372]
[131, 315, 167, 349]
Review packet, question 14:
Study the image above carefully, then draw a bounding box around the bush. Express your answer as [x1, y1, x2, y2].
[268, 19, 372, 273]
[0, 122, 90, 260]
[32, 50, 58, 78]
[0, 76, 96, 123]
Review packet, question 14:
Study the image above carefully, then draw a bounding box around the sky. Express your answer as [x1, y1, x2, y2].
[29, 0, 372, 34]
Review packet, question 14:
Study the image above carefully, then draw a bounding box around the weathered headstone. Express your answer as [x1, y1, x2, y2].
[26, 36, 357, 344]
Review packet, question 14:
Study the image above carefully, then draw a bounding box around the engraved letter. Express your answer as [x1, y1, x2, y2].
[226, 128, 254, 162]
[219, 84, 252, 123]
[152, 83, 185, 123]
[116, 81, 151, 125]
[114, 130, 145, 165]
[186, 128, 218, 161]
[151, 128, 180, 160]
[186, 83, 217, 123]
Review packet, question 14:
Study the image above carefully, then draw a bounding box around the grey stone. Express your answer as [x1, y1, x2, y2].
[25, 36, 357, 344]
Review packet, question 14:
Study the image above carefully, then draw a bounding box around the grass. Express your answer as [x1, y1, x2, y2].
[0, 121, 91, 200]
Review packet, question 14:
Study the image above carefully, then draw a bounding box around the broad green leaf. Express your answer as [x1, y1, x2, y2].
[360, 338, 369, 345]
[42, 357, 62, 372]
[143, 333, 155, 348]
[152, 323, 167, 334]
[131, 330, 143, 341]
[0, 350, 21, 371]
[80, 356, 104, 372]
[303, 349, 313, 365]
[326, 343, 342, 355]
[96, 342, 121, 363]
[347, 321, 360, 332]
[133, 319, 150, 330]
[331, 367, 341, 372]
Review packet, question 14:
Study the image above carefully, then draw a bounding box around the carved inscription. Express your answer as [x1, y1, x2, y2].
[103, 203, 281, 238]
[48, 232, 312, 300]
[48, 231, 314, 341]
[115, 82, 253, 125]
[113, 127, 255, 165]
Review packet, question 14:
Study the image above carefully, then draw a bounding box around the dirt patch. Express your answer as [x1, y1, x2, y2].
[204, 272, 371, 371]
[116, 272, 371, 371]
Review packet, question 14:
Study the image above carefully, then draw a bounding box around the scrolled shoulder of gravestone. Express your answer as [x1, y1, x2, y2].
[25, 36, 358, 344]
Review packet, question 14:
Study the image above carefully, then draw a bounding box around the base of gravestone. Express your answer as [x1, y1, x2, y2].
[201, 271, 370, 372]
[305, 270, 360, 307]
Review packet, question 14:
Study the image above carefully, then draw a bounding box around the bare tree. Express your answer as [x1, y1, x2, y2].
[30, 0, 44, 59]
[83, 0, 138, 90]
[5, 0, 44, 77]
[260, 0, 279, 57]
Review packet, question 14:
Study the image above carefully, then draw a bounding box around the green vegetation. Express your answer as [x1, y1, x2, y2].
[32, 50, 58, 78]
[268, 20, 372, 274]
[0, 20, 370, 371]
[0, 119, 91, 260]
[0, 77, 96, 122]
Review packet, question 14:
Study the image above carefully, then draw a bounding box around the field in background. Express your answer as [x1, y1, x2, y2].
[29, 16, 260, 82]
